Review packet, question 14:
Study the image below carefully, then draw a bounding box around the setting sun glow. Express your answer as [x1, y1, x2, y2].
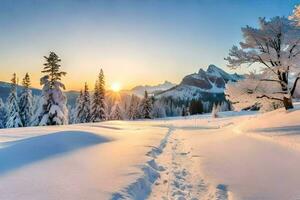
[111, 82, 121, 92]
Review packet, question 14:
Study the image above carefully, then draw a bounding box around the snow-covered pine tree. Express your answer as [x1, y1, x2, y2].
[90, 69, 106, 122]
[151, 101, 166, 118]
[6, 73, 23, 128]
[127, 94, 140, 120]
[110, 103, 123, 120]
[31, 95, 41, 118]
[68, 105, 76, 124]
[75, 90, 83, 123]
[0, 98, 7, 128]
[140, 91, 153, 119]
[33, 52, 68, 126]
[19, 73, 33, 126]
[76, 82, 91, 123]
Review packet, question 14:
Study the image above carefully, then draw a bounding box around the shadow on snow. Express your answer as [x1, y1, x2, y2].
[0, 131, 110, 174]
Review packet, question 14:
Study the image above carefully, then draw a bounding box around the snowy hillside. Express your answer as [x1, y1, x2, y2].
[1, 105, 300, 199]
[157, 65, 243, 100]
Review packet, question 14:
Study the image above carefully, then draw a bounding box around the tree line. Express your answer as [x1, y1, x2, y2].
[0, 50, 228, 129]
[0, 51, 158, 128]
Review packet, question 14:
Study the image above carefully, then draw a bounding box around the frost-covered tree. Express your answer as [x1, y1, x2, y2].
[19, 73, 33, 126]
[219, 101, 231, 112]
[151, 101, 166, 118]
[225, 73, 283, 112]
[91, 69, 106, 122]
[211, 103, 220, 118]
[68, 105, 76, 124]
[33, 52, 68, 126]
[110, 103, 123, 120]
[76, 82, 91, 123]
[6, 73, 23, 128]
[31, 95, 41, 118]
[225, 17, 300, 110]
[140, 91, 153, 119]
[127, 94, 141, 120]
[0, 98, 7, 128]
[75, 90, 83, 122]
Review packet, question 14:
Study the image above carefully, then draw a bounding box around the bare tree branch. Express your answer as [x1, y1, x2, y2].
[256, 95, 283, 102]
[291, 76, 300, 96]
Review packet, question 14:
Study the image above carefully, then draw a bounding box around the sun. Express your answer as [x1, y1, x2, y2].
[111, 82, 121, 92]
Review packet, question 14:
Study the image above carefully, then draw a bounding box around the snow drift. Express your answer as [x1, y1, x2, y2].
[0, 131, 110, 174]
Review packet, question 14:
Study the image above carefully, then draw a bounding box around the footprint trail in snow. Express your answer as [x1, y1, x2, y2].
[148, 129, 231, 200]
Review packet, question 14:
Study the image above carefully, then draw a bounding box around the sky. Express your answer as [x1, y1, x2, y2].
[0, 0, 298, 91]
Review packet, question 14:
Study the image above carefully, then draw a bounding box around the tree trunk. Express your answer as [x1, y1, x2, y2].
[278, 71, 294, 110]
[283, 96, 294, 110]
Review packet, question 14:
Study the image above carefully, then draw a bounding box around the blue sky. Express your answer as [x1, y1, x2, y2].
[0, 0, 298, 90]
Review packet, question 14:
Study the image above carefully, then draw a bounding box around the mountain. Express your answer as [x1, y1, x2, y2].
[0, 81, 42, 100]
[0, 81, 79, 106]
[156, 64, 243, 101]
[130, 81, 176, 97]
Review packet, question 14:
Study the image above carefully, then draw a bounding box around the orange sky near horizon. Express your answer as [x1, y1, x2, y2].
[0, 58, 245, 92]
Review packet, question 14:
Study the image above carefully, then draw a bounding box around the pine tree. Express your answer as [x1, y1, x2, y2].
[0, 98, 7, 128]
[68, 105, 76, 124]
[19, 73, 33, 126]
[189, 99, 203, 115]
[33, 52, 68, 126]
[140, 91, 153, 119]
[151, 101, 166, 118]
[76, 82, 91, 123]
[110, 103, 123, 120]
[31, 95, 41, 116]
[90, 69, 106, 122]
[127, 94, 140, 120]
[181, 107, 188, 117]
[6, 73, 23, 128]
[75, 90, 83, 123]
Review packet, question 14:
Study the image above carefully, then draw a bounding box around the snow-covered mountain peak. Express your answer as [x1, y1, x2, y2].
[156, 64, 244, 100]
[198, 68, 206, 75]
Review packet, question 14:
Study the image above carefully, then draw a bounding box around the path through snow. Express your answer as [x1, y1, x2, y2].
[112, 123, 233, 200]
[111, 110, 300, 200]
[1, 109, 300, 200]
[147, 127, 231, 200]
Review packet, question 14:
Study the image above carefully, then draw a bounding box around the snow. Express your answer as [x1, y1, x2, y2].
[158, 85, 224, 100]
[157, 65, 242, 100]
[130, 81, 176, 97]
[0, 105, 300, 199]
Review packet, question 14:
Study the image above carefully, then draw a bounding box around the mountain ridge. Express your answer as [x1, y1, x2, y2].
[156, 64, 243, 100]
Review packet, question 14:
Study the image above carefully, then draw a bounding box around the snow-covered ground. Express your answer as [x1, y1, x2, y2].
[0, 105, 300, 200]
